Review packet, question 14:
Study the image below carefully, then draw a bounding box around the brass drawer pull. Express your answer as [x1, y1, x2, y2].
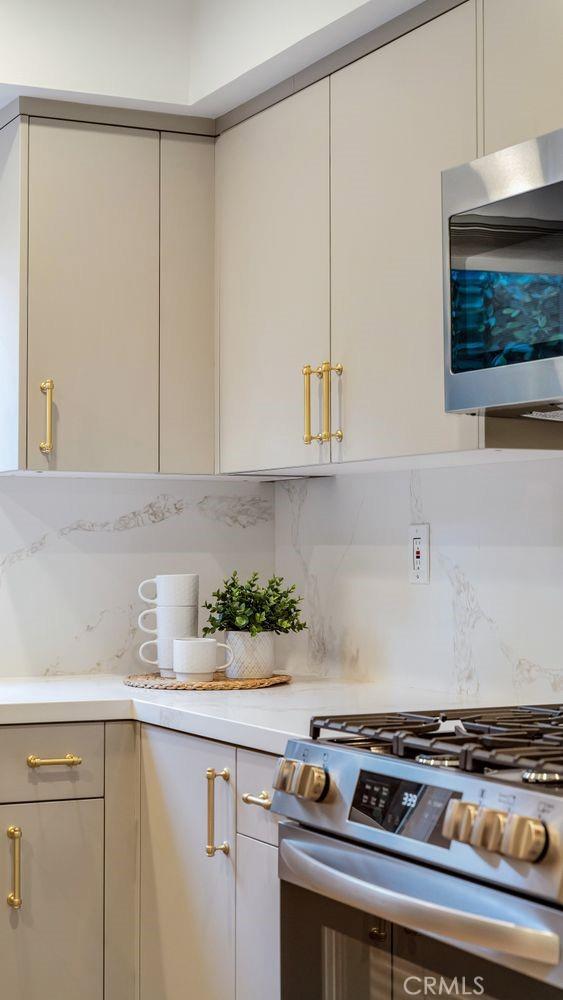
[39, 378, 55, 455]
[27, 753, 82, 769]
[206, 767, 230, 857]
[242, 790, 272, 811]
[7, 826, 22, 909]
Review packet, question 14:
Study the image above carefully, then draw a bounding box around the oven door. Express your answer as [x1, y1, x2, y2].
[279, 824, 563, 1000]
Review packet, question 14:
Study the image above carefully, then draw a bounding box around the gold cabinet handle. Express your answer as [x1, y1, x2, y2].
[242, 790, 272, 811]
[206, 767, 230, 857]
[320, 361, 343, 443]
[302, 364, 323, 444]
[303, 362, 343, 444]
[7, 826, 22, 910]
[27, 753, 82, 769]
[39, 378, 55, 455]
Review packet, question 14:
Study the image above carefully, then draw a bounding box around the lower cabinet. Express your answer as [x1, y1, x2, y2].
[236, 834, 280, 1000]
[236, 747, 281, 1000]
[139, 728, 281, 1000]
[140, 725, 236, 1000]
[0, 721, 281, 1000]
[0, 798, 104, 1000]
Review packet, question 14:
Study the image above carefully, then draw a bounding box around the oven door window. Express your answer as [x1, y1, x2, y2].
[281, 883, 561, 1000]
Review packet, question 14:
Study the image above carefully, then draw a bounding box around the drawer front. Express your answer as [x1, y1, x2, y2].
[0, 723, 104, 803]
[237, 748, 279, 846]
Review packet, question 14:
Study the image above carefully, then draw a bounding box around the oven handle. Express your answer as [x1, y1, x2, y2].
[280, 838, 560, 966]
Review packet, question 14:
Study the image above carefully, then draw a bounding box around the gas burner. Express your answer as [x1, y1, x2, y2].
[522, 769, 563, 785]
[415, 753, 460, 768]
[310, 703, 563, 783]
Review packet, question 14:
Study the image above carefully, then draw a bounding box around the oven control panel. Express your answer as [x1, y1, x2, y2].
[350, 770, 458, 848]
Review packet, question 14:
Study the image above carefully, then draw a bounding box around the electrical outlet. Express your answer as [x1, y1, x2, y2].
[408, 524, 430, 584]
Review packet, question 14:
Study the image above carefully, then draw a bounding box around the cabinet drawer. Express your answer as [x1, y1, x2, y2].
[237, 749, 279, 846]
[0, 723, 104, 803]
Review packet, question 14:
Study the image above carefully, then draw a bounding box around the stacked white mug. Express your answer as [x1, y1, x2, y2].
[137, 574, 199, 678]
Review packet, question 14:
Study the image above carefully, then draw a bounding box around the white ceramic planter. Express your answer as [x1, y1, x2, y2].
[225, 630, 275, 680]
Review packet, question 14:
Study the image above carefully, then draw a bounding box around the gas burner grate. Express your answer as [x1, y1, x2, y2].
[309, 711, 446, 741]
[309, 703, 563, 779]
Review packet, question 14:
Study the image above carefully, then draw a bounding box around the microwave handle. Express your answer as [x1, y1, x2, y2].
[280, 838, 560, 966]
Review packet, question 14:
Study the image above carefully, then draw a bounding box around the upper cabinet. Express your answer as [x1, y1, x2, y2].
[0, 112, 214, 474]
[483, 0, 563, 153]
[27, 119, 159, 473]
[216, 5, 479, 472]
[330, 2, 478, 463]
[160, 132, 215, 474]
[216, 80, 330, 473]
[3, 4, 560, 480]
[0, 117, 27, 473]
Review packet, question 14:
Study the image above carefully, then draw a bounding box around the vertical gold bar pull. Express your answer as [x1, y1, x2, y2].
[302, 364, 323, 444]
[320, 362, 344, 442]
[39, 378, 55, 455]
[303, 365, 312, 444]
[206, 767, 230, 857]
[7, 826, 22, 910]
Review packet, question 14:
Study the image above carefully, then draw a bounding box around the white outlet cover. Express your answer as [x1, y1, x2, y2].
[408, 523, 430, 584]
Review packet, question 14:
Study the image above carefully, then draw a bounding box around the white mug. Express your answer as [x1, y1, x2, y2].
[138, 573, 199, 607]
[139, 637, 176, 678]
[138, 605, 198, 638]
[173, 638, 234, 681]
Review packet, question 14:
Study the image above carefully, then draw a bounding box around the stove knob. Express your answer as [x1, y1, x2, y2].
[469, 808, 508, 852]
[500, 814, 548, 863]
[294, 764, 329, 802]
[442, 800, 478, 843]
[272, 758, 300, 794]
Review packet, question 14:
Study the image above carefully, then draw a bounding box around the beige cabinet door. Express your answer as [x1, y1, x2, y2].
[236, 834, 280, 1000]
[160, 133, 215, 473]
[330, 4, 478, 463]
[484, 0, 563, 153]
[27, 118, 159, 472]
[0, 798, 103, 1000]
[0, 116, 26, 472]
[216, 80, 330, 473]
[140, 725, 236, 1000]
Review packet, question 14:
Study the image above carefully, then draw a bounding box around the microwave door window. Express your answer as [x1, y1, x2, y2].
[450, 179, 563, 373]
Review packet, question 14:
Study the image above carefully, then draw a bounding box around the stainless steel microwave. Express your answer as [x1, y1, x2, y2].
[443, 127, 563, 416]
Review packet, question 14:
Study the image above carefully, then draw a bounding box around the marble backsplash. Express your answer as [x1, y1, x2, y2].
[0, 476, 273, 677]
[3, 457, 563, 701]
[274, 458, 563, 703]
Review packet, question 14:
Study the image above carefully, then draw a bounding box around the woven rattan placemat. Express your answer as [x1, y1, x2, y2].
[124, 672, 291, 691]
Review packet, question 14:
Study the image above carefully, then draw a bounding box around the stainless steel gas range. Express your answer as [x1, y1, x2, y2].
[271, 705, 563, 999]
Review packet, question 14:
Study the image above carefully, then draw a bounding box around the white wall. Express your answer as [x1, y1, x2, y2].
[0, 476, 273, 677]
[0, 0, 191, 110]
[275, 458, 563, 704]
[0, 0, 422, 115]
[188, 0, 421, 113]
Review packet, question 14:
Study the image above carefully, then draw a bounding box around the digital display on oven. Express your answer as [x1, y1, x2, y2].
[349, 771, 458, 848]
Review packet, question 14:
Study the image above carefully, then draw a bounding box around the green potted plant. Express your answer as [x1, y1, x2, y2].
[203, 571, 306, 679]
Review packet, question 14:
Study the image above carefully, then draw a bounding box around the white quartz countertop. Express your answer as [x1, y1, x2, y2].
[0, 674, 533, 755]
